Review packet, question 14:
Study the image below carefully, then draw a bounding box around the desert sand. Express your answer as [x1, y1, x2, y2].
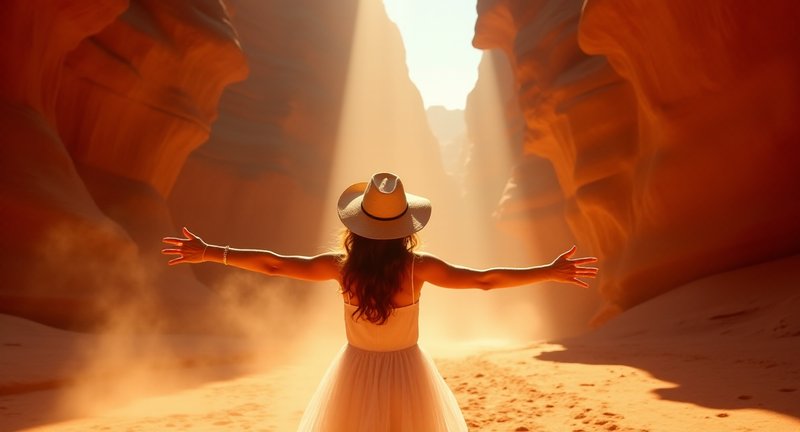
[2, 255, 798, 432]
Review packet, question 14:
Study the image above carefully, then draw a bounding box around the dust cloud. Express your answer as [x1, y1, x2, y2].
[22, 222, 344, 422]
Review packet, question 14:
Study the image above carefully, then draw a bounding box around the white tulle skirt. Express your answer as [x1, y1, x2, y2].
[297, 343, 468, 431]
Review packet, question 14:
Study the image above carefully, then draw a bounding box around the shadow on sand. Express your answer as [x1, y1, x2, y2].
[537, 255, 800, 421]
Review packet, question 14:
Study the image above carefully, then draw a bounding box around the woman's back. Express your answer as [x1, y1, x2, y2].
[343, 258, 420, 352]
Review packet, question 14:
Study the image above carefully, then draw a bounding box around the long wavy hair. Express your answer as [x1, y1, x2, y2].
[338, 229, 419, 324]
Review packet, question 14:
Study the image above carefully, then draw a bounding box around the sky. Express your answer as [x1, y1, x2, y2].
[382, 0, 482, 110]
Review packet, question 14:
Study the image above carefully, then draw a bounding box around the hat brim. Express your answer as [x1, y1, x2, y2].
[337, 182, 431, 240]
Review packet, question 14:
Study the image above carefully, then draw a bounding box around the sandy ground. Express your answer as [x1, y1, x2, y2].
[439, 341, 799, 432]
[2, 256, 799, 431]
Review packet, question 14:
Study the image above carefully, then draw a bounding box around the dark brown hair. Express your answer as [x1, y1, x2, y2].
[339, 230, 418, 324]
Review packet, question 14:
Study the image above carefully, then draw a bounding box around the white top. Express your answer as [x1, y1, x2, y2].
[343, 259, 419, 352]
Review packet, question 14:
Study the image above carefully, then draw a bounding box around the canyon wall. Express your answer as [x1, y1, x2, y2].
[463, 48, 601, 335]
[168, 0, 449, 277]
[462, 50, 522, 225]
[0, 0, 450, 329]
[474, 0, 800, 321]
[167, 0, 357, 264]
[0, 0, 247, 329]
[472, 0, 622, 261]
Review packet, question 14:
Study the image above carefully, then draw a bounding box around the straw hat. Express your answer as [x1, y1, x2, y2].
[337, 172, 431, 240]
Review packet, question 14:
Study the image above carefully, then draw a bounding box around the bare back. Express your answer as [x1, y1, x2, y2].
[340, 254, 422, 308]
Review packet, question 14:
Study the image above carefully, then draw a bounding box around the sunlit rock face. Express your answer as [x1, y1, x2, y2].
[0, 0, 130, 328]
[476, 0, 800, 319]
[473, 0, 636, 292]
[473, 0, 636, 261]
[462, 50, 522, 226]
[168, 0, 355, 260]
[56, 0, 248, 314]
[0, 0, 247, 329]
[463, 46, 603, 334]
[169, 0, 448, 267]
[58, 0, 248, 198]
[578, 0, 800, 313]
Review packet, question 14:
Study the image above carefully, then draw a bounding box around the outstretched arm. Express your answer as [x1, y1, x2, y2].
[416, 246, 598, 290]
[162, 227, 341, 282]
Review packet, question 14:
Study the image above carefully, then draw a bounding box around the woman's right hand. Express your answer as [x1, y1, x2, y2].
[161, 227, 209, 265]
[547, 246, 599, 288]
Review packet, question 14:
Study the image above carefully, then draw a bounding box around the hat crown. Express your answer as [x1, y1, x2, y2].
[361, 173, 408, 220]
[336, 171, 431, 240]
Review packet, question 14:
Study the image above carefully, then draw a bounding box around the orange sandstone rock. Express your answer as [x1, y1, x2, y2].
[0, 0, 133, 328]
[0, 0, 248, 330]
[168, 0, 358, 260]
[475, 0, 800, 320]
[473, 0, 637, 261]
[578, 0, 800, 312]
[55, 0, 249, 319]
[57, 0, 248, 197]
[464, 48, 599, 336]
[169, 0, 449, 268]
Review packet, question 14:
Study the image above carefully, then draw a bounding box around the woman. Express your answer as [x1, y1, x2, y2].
[162, 172, 598, 431]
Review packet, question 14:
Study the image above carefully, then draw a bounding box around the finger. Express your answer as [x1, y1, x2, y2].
[572, 278, 589, 288]
[182, 226, 196, 240]
[575, 266, 599, 272]
[168, 256, 184, 265]
[561, 245, 577, 259]
[162, 237, 187, 246]
[161, 248, 182, 255]
[570, 257, 598, 264]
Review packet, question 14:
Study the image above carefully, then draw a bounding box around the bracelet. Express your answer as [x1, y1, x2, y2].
[202, 244, 208, 261]
[223, 245, 230, 265]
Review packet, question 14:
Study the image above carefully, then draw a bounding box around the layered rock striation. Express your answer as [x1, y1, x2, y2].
[168, 0, 359, 261]
[578, 0, 800, 313]
[1, 0, 449, 329]
[474, 0, 800, 320]
[0, 0, 247, 329]
[168, 0, 449, 269]
[0, 0, 132, 328]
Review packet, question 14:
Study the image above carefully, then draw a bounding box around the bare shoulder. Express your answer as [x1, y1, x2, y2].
[316, 251, 345, 261]
[413, 251, 438, 265]
[313, 252, 344, 269]
[414, 252, 454, 264]
[282, 251, 343, 282]
[412, 252, 451, 275]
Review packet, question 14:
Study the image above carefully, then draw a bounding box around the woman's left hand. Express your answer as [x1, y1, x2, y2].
[161, 227, 209, 265]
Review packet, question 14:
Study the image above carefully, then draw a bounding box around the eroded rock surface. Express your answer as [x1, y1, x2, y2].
[0, 0, 247, 329]
[474, 0, 799, 319]
[578, 0, 800, 313]
[168, 0, 448, 268]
